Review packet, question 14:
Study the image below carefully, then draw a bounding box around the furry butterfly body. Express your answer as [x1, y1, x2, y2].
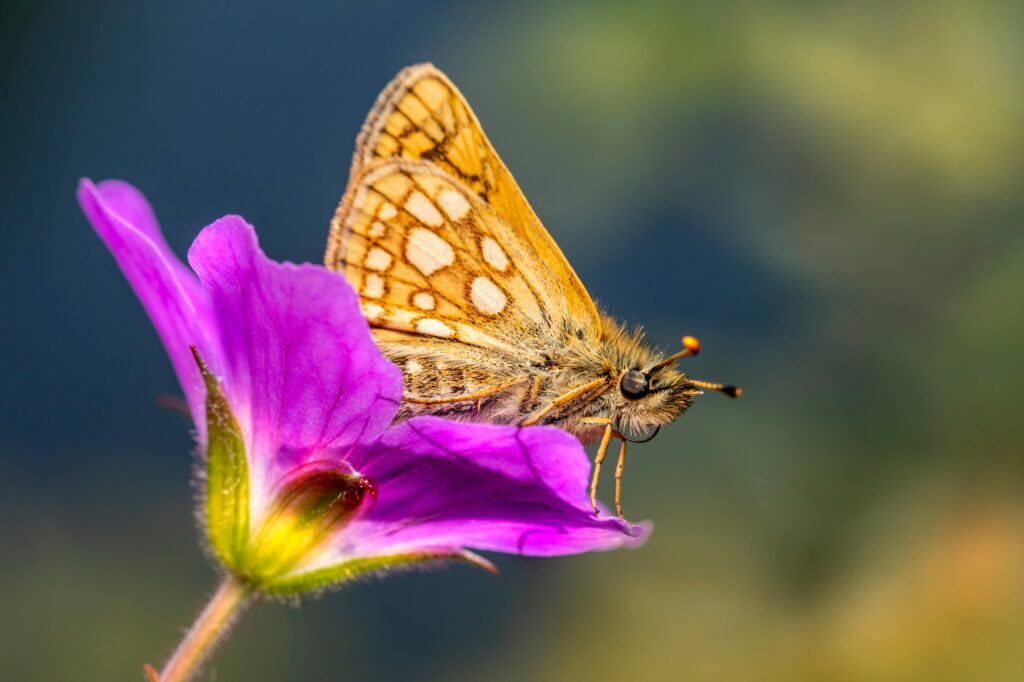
[327, 64, 735, 515]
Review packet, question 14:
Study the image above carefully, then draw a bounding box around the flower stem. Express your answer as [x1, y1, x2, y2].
[156, 575, 253, 682]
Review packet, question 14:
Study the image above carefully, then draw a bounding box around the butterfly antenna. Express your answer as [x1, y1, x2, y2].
[688, 379, 742, 398]
[648, 336, 742, 398]
[649, 335, 702, 371]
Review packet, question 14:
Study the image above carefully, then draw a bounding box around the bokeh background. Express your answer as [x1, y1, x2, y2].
[3, 2, 1024, 680]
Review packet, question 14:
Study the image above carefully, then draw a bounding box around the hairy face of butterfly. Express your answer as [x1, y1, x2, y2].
[594, 316, 698, 444]
[610, 364, 695, 443]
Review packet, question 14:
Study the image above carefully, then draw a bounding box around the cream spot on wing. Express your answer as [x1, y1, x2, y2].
[406, 359, 422, 373]
[416, 318, 454, 338]
[406, 228, 454, 276]
[405, 191, 443, 227]
[379, 202, 397, 220]
[368, 221, 386, 238]
[362, 303, 383, 322]
[365, 247, 392, 272]
[412, 292, 435, 310]
[481, 236, 509, 272]
[364, 273, 384, 298]
[470, 276, 507, 315]
[438, 188, 470, 221]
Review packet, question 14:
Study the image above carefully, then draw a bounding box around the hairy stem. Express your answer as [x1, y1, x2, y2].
[155, 575, 253, 682]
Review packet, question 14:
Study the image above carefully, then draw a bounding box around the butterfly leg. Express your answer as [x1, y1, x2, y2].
[589, 422, 614, 515]
[614, 438, 627, 518]
[521, 377, 610, 426]
[526, 375, 542, 409]
[578, 416, 615, 514]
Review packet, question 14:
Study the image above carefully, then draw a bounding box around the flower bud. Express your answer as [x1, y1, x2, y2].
[244, 463, 375, 584]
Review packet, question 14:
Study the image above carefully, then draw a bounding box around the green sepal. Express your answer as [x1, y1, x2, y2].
[191, 346, 250, 572]
[258, 550, 498, 596]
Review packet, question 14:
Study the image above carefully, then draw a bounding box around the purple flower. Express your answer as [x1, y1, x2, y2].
[79, 179, 648, 593]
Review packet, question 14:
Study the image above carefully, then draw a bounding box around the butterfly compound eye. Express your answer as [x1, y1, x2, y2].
[619, 369, 650, 400]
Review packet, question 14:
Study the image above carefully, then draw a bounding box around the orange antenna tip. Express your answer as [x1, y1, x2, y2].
[722, 385, 742, 398]
[649, 334, 703, 371]
[681, 335, 701, 355]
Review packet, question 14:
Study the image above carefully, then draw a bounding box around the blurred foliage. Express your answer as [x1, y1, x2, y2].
[3, 1, 1023, 680]
[434, 2, 1024, 680]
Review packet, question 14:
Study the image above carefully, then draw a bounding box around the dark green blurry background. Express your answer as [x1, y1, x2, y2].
[3, 2, 1023, 680]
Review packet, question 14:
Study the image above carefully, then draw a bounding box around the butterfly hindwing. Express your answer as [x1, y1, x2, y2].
[326, 63, 600, 344]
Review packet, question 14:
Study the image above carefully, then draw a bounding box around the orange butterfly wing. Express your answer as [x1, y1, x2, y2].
[326, 63, 601, 346]
[330, 158, 562, 358]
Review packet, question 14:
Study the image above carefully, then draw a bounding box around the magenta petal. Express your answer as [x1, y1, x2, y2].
[78, 179, 218, 435]
[332, 417, 649, 559]
[186, 218, 403, 485]
[91, 180, 164, 244]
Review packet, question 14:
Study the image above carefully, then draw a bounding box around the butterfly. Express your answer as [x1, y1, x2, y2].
[326, 64, 738, 517]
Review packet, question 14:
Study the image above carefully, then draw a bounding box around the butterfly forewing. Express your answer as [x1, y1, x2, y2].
[337, 158, 572, 358]
[327, 63, 600, 343]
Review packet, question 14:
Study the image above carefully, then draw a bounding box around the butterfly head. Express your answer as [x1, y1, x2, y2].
[600, 319, 740, 443]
